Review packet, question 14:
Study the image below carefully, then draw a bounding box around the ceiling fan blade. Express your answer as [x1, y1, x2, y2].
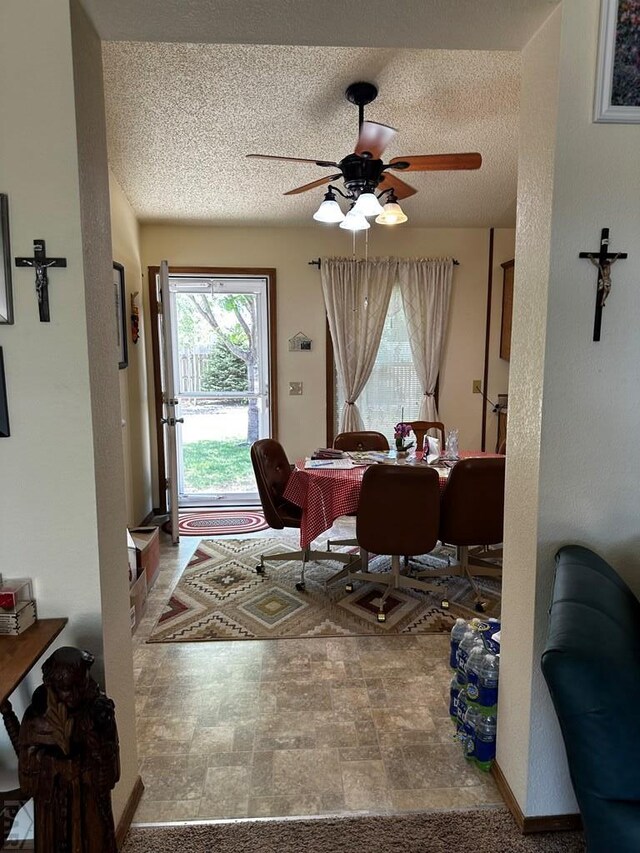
[284, 174, 343, 196]
[355, 121, 397, 159]
[377, 173, 417, 200]
[389, 153, 482, 172]
[247, 154, 338, 168]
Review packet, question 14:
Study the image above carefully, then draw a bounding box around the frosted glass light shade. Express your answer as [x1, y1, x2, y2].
[339, 209, 370, 231]
[375, 202, 408, 225]
[353, 192, 384, 217]
[313, 199, 345, 223]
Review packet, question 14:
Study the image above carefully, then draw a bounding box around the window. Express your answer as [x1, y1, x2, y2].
[335, 285, 422, 443]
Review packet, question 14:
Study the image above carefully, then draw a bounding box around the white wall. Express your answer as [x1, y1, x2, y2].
[499, 0, 640, 816]
[0, 0, 137, 827]
[141, 224, 511, 503]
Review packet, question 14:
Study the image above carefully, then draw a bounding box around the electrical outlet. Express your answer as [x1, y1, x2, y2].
[473, 380, 482, 394]
[289, 382, 303, 396]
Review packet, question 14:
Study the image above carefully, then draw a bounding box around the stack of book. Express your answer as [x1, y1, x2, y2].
[311, 448, 346, 460]
[0, 578, 37, 635]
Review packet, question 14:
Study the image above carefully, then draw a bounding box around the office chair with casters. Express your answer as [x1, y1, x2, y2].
[436, 456, 505, 612]
[348, 465, 450, 622]
[333, 431, 390, 452]
[250, 439, 355, 591]
[408, 421, 446, 453]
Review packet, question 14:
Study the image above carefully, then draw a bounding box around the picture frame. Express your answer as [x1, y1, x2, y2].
[0, 348, 10, 437]
[594, 0, 640, 123]
[113, 262, 128, 369]
[0, 194, 14, 324]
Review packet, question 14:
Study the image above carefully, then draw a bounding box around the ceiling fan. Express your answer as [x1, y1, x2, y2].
[247, 82, 482, 228]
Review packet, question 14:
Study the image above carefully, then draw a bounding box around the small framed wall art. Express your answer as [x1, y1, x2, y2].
[594, 0, 640, 122]
[113, 262, 128, 369]
[0, 194, 14, 324]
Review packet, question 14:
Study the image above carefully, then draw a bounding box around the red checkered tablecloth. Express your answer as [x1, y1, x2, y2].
[284, 452, 501, 548]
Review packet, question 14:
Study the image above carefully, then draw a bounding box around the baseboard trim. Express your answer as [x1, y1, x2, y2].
[491, 762, 582, 834]
[116, 775, 144, 849]
[141, 509, 156, 526]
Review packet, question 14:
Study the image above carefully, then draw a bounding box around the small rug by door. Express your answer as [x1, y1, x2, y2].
[176, 509, 268, 536]
[148, 536, 500, 643]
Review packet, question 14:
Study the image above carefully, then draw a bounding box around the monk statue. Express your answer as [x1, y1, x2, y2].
[18, 647, 120, 852]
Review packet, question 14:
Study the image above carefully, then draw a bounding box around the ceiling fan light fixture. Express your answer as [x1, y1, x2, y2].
[339, 208, 370, 231]
[375, 201, 408, 225]
[313, 192, 345, 223]
[353, 191, 384, 217]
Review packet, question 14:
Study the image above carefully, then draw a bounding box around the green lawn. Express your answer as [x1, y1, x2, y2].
[183, 438, 255, 493]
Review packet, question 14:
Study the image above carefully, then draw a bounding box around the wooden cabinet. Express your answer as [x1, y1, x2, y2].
[500, 260, 514, 361]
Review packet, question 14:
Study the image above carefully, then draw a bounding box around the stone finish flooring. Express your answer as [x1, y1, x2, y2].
[132, 521, 502, 823]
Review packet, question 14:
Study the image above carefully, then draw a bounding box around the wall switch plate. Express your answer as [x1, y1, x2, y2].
[289, 382, 303, 396]
[473, 380, 482, 394]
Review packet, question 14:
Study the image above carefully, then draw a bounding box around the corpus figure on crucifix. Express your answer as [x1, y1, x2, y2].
[587, 252, 620, 307]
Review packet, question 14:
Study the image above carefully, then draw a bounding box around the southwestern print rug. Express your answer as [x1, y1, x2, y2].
[175, 509, 268, 537]
[148, 536, 501, 643]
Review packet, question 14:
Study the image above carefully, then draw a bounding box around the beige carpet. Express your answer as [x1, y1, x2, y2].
[123, 809, 585, 852]
[148, 537, 501, 642]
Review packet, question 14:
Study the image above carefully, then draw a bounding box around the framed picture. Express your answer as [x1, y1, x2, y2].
[0, 194, 14, 324]
[113, 262, 128, 369]
[594, 0, 640, 122]
[0, 348, 10, 437]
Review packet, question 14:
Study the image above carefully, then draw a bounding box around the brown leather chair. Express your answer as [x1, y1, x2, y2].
[334, 431, 390, 452]
[250, 439, 355, 590]
[408, 420, 446, 452]
[438, 456, 505, 610]
[348, 465, 450, 622]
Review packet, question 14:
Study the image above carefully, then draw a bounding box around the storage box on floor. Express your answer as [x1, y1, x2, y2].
[127, 526, 160, 631]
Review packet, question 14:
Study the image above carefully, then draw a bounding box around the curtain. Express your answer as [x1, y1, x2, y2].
[398, 258, 453, 421]
[321, 257, 396, 432]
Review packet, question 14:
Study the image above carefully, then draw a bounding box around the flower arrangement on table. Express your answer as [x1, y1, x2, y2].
[394, 422, 414, 454]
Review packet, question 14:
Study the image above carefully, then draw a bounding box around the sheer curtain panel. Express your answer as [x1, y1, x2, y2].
[398, 258, 453, 421]
[321, 258, 396, 432]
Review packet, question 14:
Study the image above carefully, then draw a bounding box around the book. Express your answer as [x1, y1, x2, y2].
[311, 448, 346, 459]
[0, 599, 37, 635]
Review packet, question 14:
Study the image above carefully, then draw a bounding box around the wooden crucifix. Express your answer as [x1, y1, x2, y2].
[579, 228, 627, 342]
[15, 239, 67, 322]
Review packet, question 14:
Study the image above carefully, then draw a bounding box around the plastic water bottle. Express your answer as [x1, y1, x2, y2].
[449, 674, 460, 722]
[461, 705, 481, 761]
[465, 644, 487, 704]
[478, 653, 500, 712]
[449, 618, 468, 669]
[474, 715, 497, 771]
[456, 684, 468, 731]
[456, 629, 479, 676]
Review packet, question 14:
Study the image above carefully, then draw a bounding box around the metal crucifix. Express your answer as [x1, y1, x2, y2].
[15, 239, 67, 322]
[579, 228, 627, 342]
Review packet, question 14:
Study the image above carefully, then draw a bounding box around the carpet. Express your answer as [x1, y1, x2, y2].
[123, 809, 585, 853]
[148, 537, 500, 643]
[175, 509, 268, 537]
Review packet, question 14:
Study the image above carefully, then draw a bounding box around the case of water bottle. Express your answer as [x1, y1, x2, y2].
[449, 617, 500, 771]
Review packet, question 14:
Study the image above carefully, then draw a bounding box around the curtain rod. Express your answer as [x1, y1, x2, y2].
[308, 257, 460, 268]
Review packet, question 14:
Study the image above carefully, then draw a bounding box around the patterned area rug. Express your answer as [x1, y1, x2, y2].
[148, 537, 501, 643]
[175, 509, 268, 536]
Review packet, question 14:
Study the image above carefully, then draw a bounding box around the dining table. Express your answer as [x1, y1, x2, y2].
[283, 451, 500, 549]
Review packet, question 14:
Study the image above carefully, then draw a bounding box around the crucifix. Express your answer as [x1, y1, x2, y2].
[15, 239, 67, 322]
[579, 228, 628, 342]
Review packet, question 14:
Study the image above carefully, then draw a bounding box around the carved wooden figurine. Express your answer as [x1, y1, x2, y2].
[18, 647, 120, 852]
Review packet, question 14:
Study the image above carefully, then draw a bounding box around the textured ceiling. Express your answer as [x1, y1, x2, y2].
[103, 44, 521, 227]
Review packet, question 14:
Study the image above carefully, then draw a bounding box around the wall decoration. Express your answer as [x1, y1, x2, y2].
[15, 239, 67, 322]
[113, 262, 128, 369]
[594, 0, 640, 122]
[0, 195, 13, 324]
[579, 227, 628, 341]
[130, 291, 140, 344]
[0, 348, 9, 437]
[288, 331, 312, 352]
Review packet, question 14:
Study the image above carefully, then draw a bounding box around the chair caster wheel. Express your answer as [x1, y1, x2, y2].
[441, 599, 450, 610]
[345, 583, 354, 593]
[256, 565, 266, 575]
[377, 612, 386, 623]
[295, 582, 306, 592]
[474, 601, 487, 613]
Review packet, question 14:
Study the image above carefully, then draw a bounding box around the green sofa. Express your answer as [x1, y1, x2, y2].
[542, 544, 640, 853]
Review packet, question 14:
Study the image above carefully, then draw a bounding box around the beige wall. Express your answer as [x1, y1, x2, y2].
[485, 229, 514, 451]
[141, 224, 513, 502]
[110, 171, 153, 525]
[0, 0, 137, 827]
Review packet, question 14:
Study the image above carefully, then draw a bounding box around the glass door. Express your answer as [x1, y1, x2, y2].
[169, 275, 271, 505]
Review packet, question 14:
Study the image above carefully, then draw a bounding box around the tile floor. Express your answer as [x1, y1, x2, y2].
[131, 520, 502, 823]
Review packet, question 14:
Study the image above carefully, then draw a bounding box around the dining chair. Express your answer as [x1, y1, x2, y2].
[333, 431, 390, 452]
[434, 456, 505, 611]
[408, 420, 446, 452]
[250, 439, 354, 590]
[347, 465, 451, 622]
